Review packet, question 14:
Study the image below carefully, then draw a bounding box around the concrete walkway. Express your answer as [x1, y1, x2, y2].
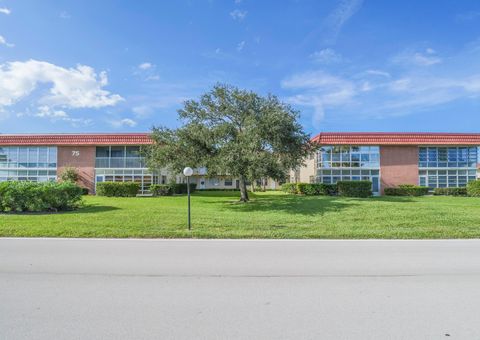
[1, 238, 480, 339]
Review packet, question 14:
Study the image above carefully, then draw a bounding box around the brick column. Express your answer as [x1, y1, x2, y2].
[380, 146, 419, 194]
[57, 146, 96, 193]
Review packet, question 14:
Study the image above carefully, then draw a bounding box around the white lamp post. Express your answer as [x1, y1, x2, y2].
[183, 167, 193, 230]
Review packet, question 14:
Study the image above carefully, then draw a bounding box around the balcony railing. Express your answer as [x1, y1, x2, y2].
[95, 157, 146, 168]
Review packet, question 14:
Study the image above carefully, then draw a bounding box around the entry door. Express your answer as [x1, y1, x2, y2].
[371, 176, 379, 195]
[199, 177, 206, 189]
[95, 175, 104, 194]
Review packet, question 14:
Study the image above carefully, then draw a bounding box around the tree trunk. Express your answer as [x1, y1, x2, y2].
[239, 176, 249, 202]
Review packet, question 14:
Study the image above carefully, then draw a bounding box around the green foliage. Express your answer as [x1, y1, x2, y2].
[96, 182, 140, 197]
[5, 192, 480, 239]
[317, 183, 338, 196]
[144, 84, 319, 201]
[199, 188, 240, 191]
[337, 181, 372, 198]
[282, 182, 337, 196]
[170, 183, 197, 194]
[0, 181, 83, 212]
[467, 180, 480, 197]
[296, 183, 337, 196]
[384, 184, 429, 196]
[281, 183, 298, 194]
[149, 184, 173, 196]
[60, 167, 79, 183]
[433, 187, 467, 196]
[81, 187, 90, 195]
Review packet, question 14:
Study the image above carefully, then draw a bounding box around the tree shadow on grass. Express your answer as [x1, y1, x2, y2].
[219, 193, 357, 216]
[369, 196, 416, 203]
[75, 204, 120, 214]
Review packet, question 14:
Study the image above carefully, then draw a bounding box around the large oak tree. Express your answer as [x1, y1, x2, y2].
[145, 84, 318, 202]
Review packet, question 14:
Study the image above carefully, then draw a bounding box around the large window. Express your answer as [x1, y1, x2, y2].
[419, 147, 477, 168]
[318, 146, 380, 168]
[419, 147, 478, 188]
[95, 169, 158, 194]
[0, 146, 57, 182]
[95, 146, 156, 194]
[95, 146, 145, 168]
[419, 170, 476, 188]
[317, 146, 380, 193]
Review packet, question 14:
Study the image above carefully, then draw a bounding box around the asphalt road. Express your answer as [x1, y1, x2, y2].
[1, 238, 480, 340]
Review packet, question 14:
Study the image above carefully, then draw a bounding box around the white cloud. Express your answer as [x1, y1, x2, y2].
[0, 7, 11, 15]
[282, 71, 356, 126]
[0, 35, 14, 47]
[132, 106, 153, 118]
[310, 48, 342, 64]
[236, 40, 245, 52]
[322, 0, 364, 44]
[134, 62, 159, 81]
[145, 75, 160, 81]
[34, 106, 92, 127]
[0, 59, 123, 109]
[230, 9, 247, 21]
[282, 42, 480, 124]
[110, 118, 137, 128]
[364, 69, 391, 78]
[138, 62, 153, 70]
[36, 106, 68, 118]
[392, 48, 442, 66]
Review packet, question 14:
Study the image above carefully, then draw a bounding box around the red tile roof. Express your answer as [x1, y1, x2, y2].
[0, 133, 153, 146]
[312, 132, 480, 145]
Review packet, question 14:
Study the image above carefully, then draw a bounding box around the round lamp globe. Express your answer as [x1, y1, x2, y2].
[183, 167, 193, 177]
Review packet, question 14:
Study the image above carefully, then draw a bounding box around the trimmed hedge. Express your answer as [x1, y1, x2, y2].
[296, 183, 337, 196]
[282, 182, 339, 196]
[149, 184, 173, 196]
[281, 183, 298, 194]
[337, 180, 372, 198]
[0, 181, 83, 212]
[467, 180, 480, 197]
[433, 187, 467, 196]
[96, 182, 140, 197]
[171, 183, 197, 194]
[384, 184, 429, 196]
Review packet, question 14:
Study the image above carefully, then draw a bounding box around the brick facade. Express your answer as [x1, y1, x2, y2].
[380, 146, 419, 194]
[57, 146, 96, 193]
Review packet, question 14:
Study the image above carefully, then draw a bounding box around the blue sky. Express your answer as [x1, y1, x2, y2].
[0, 0, 480, 135]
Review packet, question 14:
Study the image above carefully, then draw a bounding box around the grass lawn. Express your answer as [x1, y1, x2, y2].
[1, 191, 480, 238]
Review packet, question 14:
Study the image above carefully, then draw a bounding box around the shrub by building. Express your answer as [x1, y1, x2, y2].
[384, 184, 429, 196]
[296, 183, 337, 196]
[0, 181, 83, 212]
[337, 180, 372, 198]
[282, 183, 337, 195]
[433, 187, 467, 196]
[149, 184, 173, 196]
[170, 183, 196, 194]
[467, 180, 480, 197]
[96, 182, 140, 197]
[281, 183, 298, 194]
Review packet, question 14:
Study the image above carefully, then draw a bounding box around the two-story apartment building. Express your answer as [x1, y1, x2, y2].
[293, 132, 480, 195]
[0, 133, 163, 194]
[2, 132, 479, 195]
[0, 133, 279, 193]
